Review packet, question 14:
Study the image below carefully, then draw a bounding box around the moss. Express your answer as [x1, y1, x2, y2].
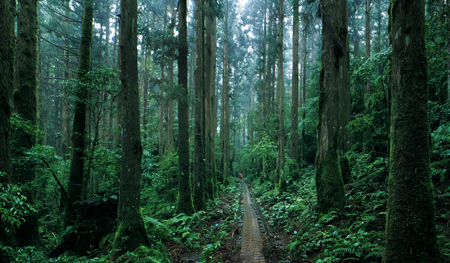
[175, 172, 195, 215]
[278, 169, 287, 193]
[99, 232, 115, 255]
[316, 151, 346, 213]
[112, 209, 150, 259]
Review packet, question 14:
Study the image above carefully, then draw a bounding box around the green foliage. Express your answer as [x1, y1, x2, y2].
[7, 246, 107, 262]
[251, 162, 387, 262]
[349, 48, 391, 156]
[200, 225, 228, 262]
[0, 173, 35, 232]
[141, 151, 177, 217]
[10, 113, 46, 143]
[64, 67, 120, 105]
[115, 243, 170, 263]
[89, 146, 121, 195]
[165, 211, 206, 249]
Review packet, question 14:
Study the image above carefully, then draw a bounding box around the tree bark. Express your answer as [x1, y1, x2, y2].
[276, 0, 286, 191]
[221, 0, 230, 186]
[175, 0, 195, 215]
[166, 58, 174, 153]
[65, 0, 94, 228]
[0, 0, 17, 250]
[159, 62, 165, 160]
[338, 0, 352, 183]
[13, 0, 40, 246]
[210, 14, 218, 195]
[447, 0, 450, 103]
[193, 0, 206, 210]
[290, 0, 300, 174]
[142, 50, 148, 137]
[112, 0, 150, 257]
[376, 0, 382, 53]
[62, 0, 71, 160]
[315, 0, 347, 213]
[300, 27, 307, 165]
[204, 0, 215, 200]
[364, 0, 371, 109]
[382, 0, 441, 261]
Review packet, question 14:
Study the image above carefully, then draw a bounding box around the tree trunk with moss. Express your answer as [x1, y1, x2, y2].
[159, 62, 165, 160]
[62, 0, 71, 160]
[204, 0, 215, 200]
[315, 0, 346, 213]
[0, 0, 17, 251]
[290, 0, 299, 177]
[276, 0, 286, 192]
[13, 0, 40, 246]
[112, 0, 150, 257]
[210, 14, 218, 195]
[175, 0, 195, 215]
[382, 0, 441, 261]
[300, 28, 307, 165]
[338, 0, 352, 183]
[166, 58, 174, 154]
[142, 50, 148, 138]
[221, 0, 230, 186]
[65, 0, 93, 228]
[193, 0, 206, 211]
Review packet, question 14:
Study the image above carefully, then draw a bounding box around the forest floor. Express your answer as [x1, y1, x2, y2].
[163, 179, 290, 263]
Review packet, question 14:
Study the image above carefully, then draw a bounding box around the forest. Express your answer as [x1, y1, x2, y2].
[1, 0, 450, 261]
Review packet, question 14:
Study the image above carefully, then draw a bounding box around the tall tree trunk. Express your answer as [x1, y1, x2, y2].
[166, 59, 174, 153]
[142, 50, 148, 137]
[315, 0, 346, 213]
[193, 0, 206, 210]
[249, 90, 254, 147]
[364, 0, 371, 108]
[159, 62, 165, 161]
[112, 0, 150, 256]
[290, 0, 300, 175]
[175, 0, 195, 215]
[112, 0, 120, 147]
[447, 0, 450, 103]
[338, 0, 352, 184]
[258, 1, 267, 174]
[42, 65, 50, 145]
[204, 0, 215, 200]
[13, 0, 40, 246]
[54, 96, 62, 156]
[65, 0, 94, 227]
[383, 0, 441, 261]
[221, 0, 230, 186]
[112, 0, 119, 69]
[0, 0, 17, 251]
[376, 0, 382, 53]
[104, 0, 110, 65]
[276, 0, 286, 191]
[210, 15, 218, 195]
[300, 28, 307, 165]
[62, 0, 71, 161]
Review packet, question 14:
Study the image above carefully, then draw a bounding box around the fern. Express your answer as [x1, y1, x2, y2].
[364, 250, 383, 260]
[144, 217, 170, 240]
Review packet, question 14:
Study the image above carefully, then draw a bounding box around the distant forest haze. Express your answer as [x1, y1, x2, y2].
[1, 0, 450, 261]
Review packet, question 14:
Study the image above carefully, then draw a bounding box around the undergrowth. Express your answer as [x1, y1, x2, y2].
[252, 161, 386, 262]
[3, 178, 240, 262]
[251, 149, 450, 263]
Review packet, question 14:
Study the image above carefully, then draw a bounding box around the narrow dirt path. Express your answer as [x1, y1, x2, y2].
[241, 181, 265, 262]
